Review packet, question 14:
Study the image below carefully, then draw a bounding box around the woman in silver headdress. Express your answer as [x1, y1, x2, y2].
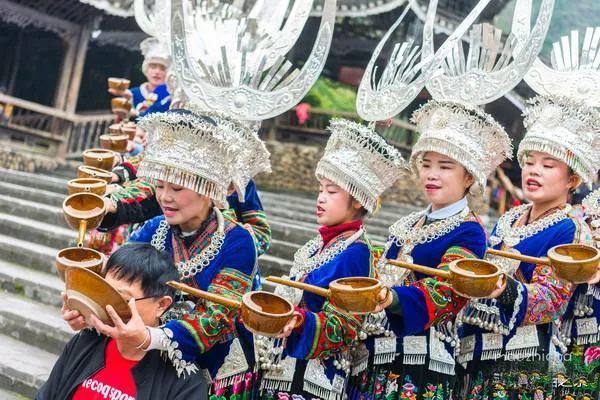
[259, 119, 404, 400]
[349, 100, 512, 400]
[457, 96, 597, 399]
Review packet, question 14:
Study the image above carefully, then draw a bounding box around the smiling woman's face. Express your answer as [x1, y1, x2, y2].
[417, 152, 474, 211]
[521, 151, 576, 204]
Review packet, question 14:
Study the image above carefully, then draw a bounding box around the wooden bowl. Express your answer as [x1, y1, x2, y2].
[99, 134, 128, 153]
[107, 77, 130, 92]
[120, 124, 137, 140]
[449, 259, 502, 298]
[108, 123, 122, 135]
[67, 178, 107, 196]
[111, 97, 132, 114]
[77, 165, 112, 183]
[65, 266, 131, 325]
[548, 244, 600, 283]
[62, 192, 106, 233]
[329, 277, 386, 314]
[241, 291, 294, 336]
[55, 247, 104, 281]
[82, 148, 116, 170]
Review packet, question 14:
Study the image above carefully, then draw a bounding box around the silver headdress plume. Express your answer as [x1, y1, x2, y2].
[316, 119, 406, 214]
[170, 0, 336, 121]
[516, 25, 600, 186]
[424, 0, 555, 105]
[523, 26, 600, 107]
[356, 0, 494, 121]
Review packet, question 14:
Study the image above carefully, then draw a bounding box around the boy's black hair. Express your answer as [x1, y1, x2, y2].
[104, 243, 179, 298]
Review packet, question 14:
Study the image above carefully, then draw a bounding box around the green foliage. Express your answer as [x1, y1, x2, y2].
[302, 77, 357, 112]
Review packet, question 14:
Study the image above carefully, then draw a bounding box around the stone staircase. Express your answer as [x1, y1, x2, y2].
[0, 168, 420, 398]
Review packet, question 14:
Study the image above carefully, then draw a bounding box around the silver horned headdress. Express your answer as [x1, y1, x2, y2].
[170, 0, 336, 121]
[137, 110, 260, 207]
[410, 101, 513, 192]
[315, 119, 406, 214]
[518, 96, 600, 186]
[523, 26, 600, 108]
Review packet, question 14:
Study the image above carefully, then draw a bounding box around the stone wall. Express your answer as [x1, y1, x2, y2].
[255, 140, 490, 214]
[0, 147, 62, 173]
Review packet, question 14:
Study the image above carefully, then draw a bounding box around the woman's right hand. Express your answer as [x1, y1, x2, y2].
[61, 292, 87, 331]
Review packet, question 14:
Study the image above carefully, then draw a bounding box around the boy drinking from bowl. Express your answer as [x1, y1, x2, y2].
[38, 244, 207, 400]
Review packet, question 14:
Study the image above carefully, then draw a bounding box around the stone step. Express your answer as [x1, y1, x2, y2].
[0, 292, 71, 356]
[265, 239, 299, 261]
[0, 332, 57, 399]
[0, 233, 58, 275]
[0, 213, 75, 250]
[0, 181, 64, 208]
[0, 194, 66, 228]
[0, 257, 63, 308]
[0, 169, 67, 195]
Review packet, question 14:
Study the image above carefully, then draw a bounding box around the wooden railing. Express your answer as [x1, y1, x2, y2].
[0, 93, 114, 158]
[273, 107, 418, 152]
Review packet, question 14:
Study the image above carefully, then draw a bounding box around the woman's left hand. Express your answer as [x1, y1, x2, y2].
[89, 299, 149, 357]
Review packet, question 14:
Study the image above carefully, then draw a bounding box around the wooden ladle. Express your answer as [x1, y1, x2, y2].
[166, 281, 299, 337]
[487, 243, 600, 284]
[386, 258, 503, 299]
[266, 276, 388, 314]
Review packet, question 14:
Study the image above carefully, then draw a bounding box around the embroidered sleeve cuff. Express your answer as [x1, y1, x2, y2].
[146, 327, 168, 351]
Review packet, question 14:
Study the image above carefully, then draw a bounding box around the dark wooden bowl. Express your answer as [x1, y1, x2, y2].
[67, 178, 107, 196]
[449, 259, 502, 298]
[55, 247, 104, 281]
[62, 192, 106, 232]
[77, 165, 113, 183]
[65, 266, 131, 325]
[548, 244, 600, 283]
[99, 134, 128, 153]
[241, 291, 294, 336]
[82, 148, 116, 171]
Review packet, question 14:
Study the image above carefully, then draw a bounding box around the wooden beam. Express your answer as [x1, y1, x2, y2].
[0, 1, 79, 40]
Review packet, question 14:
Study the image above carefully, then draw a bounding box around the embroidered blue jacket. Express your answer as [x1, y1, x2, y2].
[459, 210, 590, 360]
[284, 235, 374, 382]
[130, 214, 257, 378]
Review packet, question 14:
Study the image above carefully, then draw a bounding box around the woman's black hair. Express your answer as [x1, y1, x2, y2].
[104, 243, 179, 298]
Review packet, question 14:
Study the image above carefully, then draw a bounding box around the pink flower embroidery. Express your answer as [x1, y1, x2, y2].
[584, 346, 600, 366]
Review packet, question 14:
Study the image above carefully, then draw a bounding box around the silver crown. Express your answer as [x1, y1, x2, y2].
[410, 100, 513, 192]
[582, 189, 600, 235]
[523, 26, 600, 107]
[315, 119, 406, 213]
[518, 96, 600, 186]
[169, 0, 336, 121]
[137, 110, 258, 207]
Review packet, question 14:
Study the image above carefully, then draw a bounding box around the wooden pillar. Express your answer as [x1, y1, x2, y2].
[53, 32, 79, 110]
[64, 20, 94, 114]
